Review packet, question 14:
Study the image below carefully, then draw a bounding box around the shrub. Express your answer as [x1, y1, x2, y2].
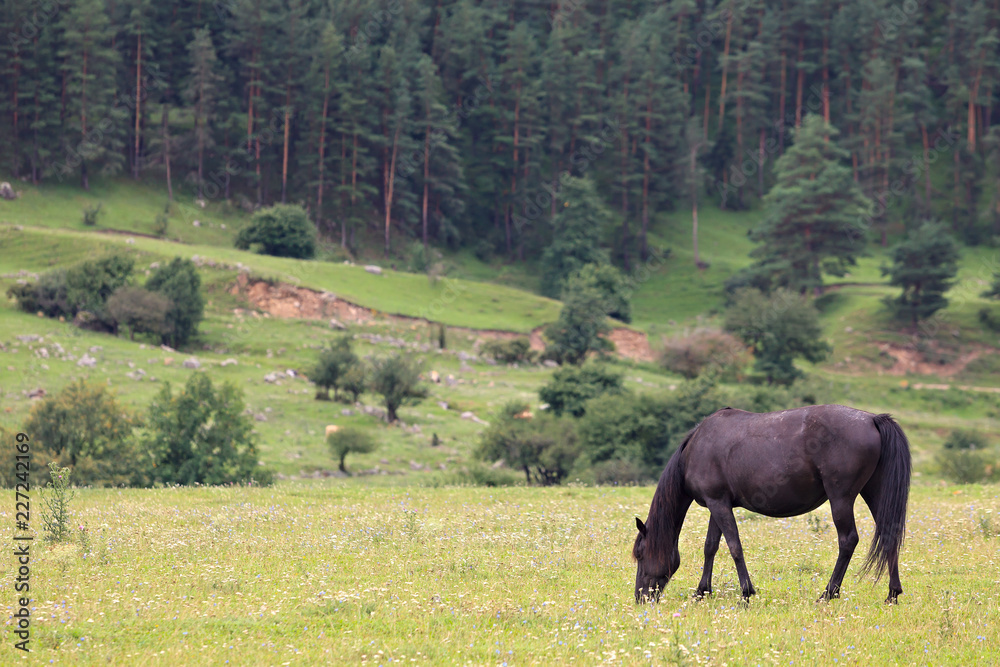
[445, 464, 521, 487]
[310, 337, 359, 400]
[481, 338, 533, 364]
[370, 354, 428, 422]
[592, 459, 650, 485]
[341, 362, 368, 403]
[8, 254, 136, 323]
[23, 380, 141, 487]
[943, 429, 988, 451]
[538, 362, 625, 417]
[327, 427, 378, 474]
[153, 212, 169, 238]
[937, 449, 989, 484]
[567, 263, 633, 323]
[476, 402, 580, 485]
[724, 287, 830, 385]
[979, 307, 1000, 332]
[146, 257, 204, 348]
[982, 272, 1000, 299]
[106, 286, 173, 340]
[143, 373, 272, 486]
[234, 204, 316, 259]
[41, 463, 74, 542]
[82, 202, 103, 226]
[659, 330, 750, 380]
[544, 277, 615, 365]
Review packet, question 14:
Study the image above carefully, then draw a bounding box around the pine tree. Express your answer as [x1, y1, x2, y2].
[881, 222, 960, 326]
[746, 115, 871, 294]
[185, 27, 223, 200]
[58, 0, 125, 189]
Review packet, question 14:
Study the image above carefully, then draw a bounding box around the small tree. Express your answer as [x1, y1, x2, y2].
[327, 427, 377, 474]
[724, 287, 831, 385]
[538, 362, 626, 417]
[369, 354, 428, 422]
[540, 176, 612, 298]
[24, 380, 141, 487]
[341, 362, 368, 403]
[64, 253, 136, 318]
[982, 272, 1000, 299]
[146, 257, 204, 348]
[882, 222, 960, 326]
[567, 263, 633, 323]
[544, 278, 614, 365]
[310, 337, 358, 400]
[476, 402, 580, 485]
[106, 286, 173, 340]
[41, 463, 74, 542]
[234, 204, 316, 259]
[143, 373, 272, 485]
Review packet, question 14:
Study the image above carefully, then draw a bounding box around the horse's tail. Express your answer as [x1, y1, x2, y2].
[860, 414, 912, 581]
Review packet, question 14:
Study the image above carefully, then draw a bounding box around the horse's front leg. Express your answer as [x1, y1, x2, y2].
[706, 502, 756, 600]
[695, 517, 722, 598]
[819, 497, 859, 601]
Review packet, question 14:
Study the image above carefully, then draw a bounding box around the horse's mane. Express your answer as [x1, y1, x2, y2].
[633, 426, 697, 561]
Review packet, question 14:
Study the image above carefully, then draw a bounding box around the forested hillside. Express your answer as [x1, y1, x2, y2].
[2, 0, 999, 264]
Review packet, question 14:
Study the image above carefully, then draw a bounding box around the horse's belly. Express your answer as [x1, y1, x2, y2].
[730, 474, 827, 516]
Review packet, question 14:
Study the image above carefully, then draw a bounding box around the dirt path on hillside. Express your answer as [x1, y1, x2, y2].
[228, 275, 656, 361]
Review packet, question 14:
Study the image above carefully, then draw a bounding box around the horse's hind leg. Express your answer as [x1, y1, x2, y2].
[705, 502, 755, 600]
[695, 517, 722, 598]
[820, 497, 859, 601]
[860, 488, 904, 603]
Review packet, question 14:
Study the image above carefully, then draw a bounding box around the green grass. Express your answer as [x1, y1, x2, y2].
[0, 225, 562, 333]
[6, 482, 997, 664]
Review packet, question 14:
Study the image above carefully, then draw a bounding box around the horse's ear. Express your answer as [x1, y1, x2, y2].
[636, 517, 647, 536]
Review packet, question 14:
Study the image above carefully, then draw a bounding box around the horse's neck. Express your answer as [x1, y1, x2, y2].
[651, 482, 692, 551]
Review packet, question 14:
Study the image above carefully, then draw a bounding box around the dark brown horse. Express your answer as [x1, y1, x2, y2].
[633, 405, 911, 604]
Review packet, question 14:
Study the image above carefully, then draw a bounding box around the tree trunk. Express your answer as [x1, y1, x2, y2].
[81, 50, 89, 190]
[162, 104, 172, 200]
[422, 122, 430, 248]
[641, 88, 652, 261]
[282, 88, 291, 203]
[795, 35, 804, 128]
[317, 67, 330, 229]
[921, 123, 932, 208]
[758, 128, 765, 197]
[717, 2, 734, 132]
[778, 51, 787, 152]
[134, 29, 142, 180]
[384, 124, 401, 256]
[620, 73, 630, 271]
[691, 146, 700, 267]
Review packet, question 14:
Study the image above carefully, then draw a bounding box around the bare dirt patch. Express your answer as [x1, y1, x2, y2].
[228, 276, 653, 361]
[877, 342, 983, 377]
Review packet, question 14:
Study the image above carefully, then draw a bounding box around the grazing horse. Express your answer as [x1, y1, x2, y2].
[633, 405, 911, 604]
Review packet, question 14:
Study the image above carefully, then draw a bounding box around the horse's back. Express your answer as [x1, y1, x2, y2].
[682, 405, 882, 516]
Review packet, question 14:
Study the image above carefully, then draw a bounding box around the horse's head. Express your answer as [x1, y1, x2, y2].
[633, 517, 680, 603]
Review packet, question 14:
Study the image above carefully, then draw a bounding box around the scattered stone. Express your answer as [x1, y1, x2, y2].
[329, 318, 347, 330]
[183, 357, 201, 369]
[459, 362, 473, 372]
[16, 334, 40, 343]
[192, 220, 201, 227]
[845, 326, 854, 333]
[430, 370, 440, 383]
[0, 182, 17, 200]
[26, 388, 46, 399]
[285, 369, 297, 378]
[89, 345, 102, 353]
[220, 223, 226, 229]
[445, 374, 457, 387]
[410, 461, 426, 471]
[160, 344, 175, 353]
[543, 360, 559, 368]
[263, 372, 281, 383]
[163, 357, 174, 365]
[457, 351, 474, 362]
[341, 409, 354, 416]
[437, 401, 449, 410]
[364, 264, 383, 275]
[125, 237, 135, 245]
[221, 358, 238, 367]
[77, 354, 97, 368]
[35, 348, 49, 359]
[460, 411, 475, 420]
[491, 458, 507, 470]
[254, 413, 268, 422]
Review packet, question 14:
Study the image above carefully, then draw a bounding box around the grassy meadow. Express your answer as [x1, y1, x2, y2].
[2, 176, 1000, 664]
[2, 483, 998, 665]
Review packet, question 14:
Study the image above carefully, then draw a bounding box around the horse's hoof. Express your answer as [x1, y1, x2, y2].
[693, 589, 711, 600]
